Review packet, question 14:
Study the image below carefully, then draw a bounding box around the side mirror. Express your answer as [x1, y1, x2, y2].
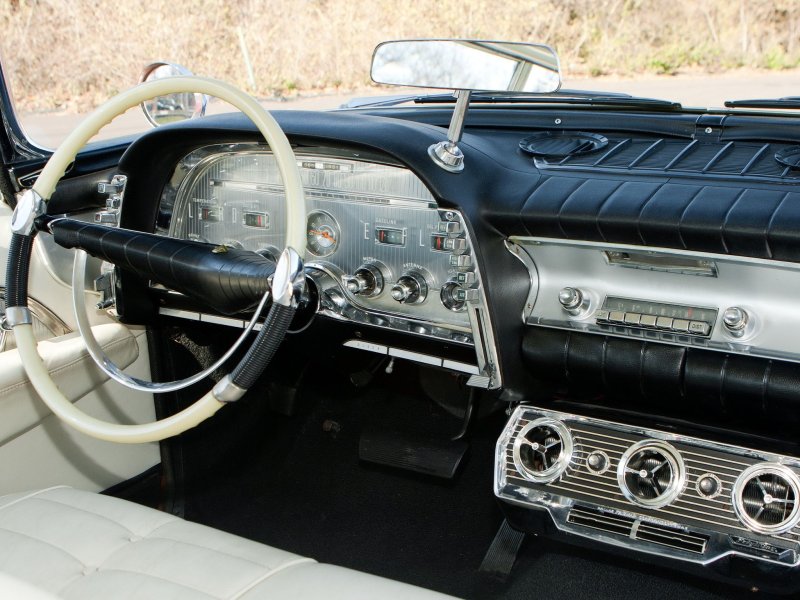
[139, 63, 208, 126]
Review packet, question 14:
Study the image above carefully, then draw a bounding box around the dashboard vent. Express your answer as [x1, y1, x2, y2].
[567, 506, 708, 555]
[734, 464, 800, 535]
[519, 131, 607, 159]
[617, 441, 685, 509]
[512, 418, 573, 483]
[535, 137, 800, 181]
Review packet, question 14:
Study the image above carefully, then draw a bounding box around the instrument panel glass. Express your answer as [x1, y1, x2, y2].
[157, 143, 482, 337]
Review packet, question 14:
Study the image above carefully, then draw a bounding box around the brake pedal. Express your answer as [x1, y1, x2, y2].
[359, 428, 468, 479]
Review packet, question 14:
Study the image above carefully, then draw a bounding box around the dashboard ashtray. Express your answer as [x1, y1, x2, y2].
[775, 146, 800, 170]
[519, 131, 608, 158]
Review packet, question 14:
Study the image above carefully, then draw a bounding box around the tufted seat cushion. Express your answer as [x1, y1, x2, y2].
[0, 487, 457, 600]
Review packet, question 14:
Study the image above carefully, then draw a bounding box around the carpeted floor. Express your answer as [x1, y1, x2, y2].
[139, 352, 778, 600]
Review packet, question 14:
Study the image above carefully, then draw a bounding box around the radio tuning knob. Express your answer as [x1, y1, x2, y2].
[558, 287, 586, 315]
[722, 306, 749, 337]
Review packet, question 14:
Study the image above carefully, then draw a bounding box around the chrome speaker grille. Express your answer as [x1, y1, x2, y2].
[617, 441, 685, 509]
[512, 418, 572, 483]
[734, 464, 800, 535]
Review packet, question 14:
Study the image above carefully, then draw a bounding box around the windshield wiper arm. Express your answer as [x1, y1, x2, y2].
[414, 91, 682, 110]
[344, 90, 682, 110]
[725, 97, 800, 109]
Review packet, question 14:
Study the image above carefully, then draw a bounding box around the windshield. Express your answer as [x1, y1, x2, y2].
[1, 1, 798, 149]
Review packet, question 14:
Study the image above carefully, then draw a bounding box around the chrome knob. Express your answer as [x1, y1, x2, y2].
[558, 287, 584, 311]
[722, 306, 748, 337]
[390, 271, 428, 305]
[440, 281, 467, 311]
[390, 281, 414, 302]
[344, 264, 384, 298]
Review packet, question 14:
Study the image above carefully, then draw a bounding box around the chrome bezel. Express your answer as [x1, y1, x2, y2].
[512, 417, 573, 483]
[306, 210, 341, 258]
[732, 463, 800, 535]
[617, 440, 686, 509]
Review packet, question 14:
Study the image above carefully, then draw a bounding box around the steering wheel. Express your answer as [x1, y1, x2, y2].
[5, 77, 306, 443]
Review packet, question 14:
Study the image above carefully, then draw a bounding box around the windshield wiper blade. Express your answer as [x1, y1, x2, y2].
[414, 92, 682, 110]
[725, 96, 800, 109]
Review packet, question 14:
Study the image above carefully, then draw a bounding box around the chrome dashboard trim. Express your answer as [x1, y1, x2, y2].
[155, 143, 501, 388]
[507, 236, 800, 364]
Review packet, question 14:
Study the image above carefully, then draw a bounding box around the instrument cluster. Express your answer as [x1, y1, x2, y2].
[155, 143, 497, 384]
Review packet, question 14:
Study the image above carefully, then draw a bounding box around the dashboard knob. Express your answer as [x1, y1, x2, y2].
[722, 306, 749, 337]
[558, 287, 584, 312]
[390, 271, 428, 305]
[440, 281, 467, 311]
[344, 264, 384, 298]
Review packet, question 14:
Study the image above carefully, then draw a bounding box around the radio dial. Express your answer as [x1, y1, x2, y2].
[722, 306, 749, 337]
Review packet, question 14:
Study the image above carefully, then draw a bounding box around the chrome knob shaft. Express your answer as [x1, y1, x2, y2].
[722, 306, 749, 337]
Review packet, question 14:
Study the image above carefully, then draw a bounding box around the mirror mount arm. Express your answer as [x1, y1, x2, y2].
[428, 90, 471, 173]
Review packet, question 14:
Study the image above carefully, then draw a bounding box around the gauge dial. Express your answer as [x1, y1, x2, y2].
[306, 210, 340, 257]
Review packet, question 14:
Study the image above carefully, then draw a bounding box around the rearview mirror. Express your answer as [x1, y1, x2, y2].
[371, 39, 561, 94]
[139, 62, 208, 126]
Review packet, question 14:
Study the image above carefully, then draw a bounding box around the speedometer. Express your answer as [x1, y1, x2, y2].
[306, 210, 340, 257]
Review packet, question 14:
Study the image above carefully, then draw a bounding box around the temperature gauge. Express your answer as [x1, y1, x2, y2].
[307, 210, 340, 257]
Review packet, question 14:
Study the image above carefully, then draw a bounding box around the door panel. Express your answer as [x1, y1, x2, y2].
[0, 199, 159, 494]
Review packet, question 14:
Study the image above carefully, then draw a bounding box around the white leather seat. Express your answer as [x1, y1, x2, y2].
[0, 487, 457, 599]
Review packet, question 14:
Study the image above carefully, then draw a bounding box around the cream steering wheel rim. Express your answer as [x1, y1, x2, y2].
[13, 76, 306, 443]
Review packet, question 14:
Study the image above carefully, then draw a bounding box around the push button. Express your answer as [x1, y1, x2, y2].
[609, 311, 625, 324]
[671, 319, 690, 333]
[437, 221, 461, 234]
[689, 321, 711, 335]
[639, 315, 658, 328]
[656, 316, 673, 329]
[444, 238, 466, 252]
[624, 312, 641, 325]
[455, 272, 475, 286]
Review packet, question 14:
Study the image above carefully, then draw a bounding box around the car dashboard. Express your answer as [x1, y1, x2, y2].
[100, 104, 800, 593]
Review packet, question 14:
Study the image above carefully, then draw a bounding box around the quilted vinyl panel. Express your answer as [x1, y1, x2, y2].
[521, 327, 800, 431]
[519, 175, 800, 262]
[0, 487, 455, 600]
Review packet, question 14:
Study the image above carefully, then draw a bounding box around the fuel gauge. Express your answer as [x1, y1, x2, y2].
[307, 210, 340, 257]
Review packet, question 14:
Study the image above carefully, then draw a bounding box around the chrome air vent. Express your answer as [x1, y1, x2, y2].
[733, 464, 800, 535]
[618, 441, 685, 509]
[567, 506, 708, 555]
[496, 406, 800, 569]
[512, 418, 573, 483]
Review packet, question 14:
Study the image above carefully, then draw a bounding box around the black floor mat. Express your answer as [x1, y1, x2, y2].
[171, 361, 772, 600]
